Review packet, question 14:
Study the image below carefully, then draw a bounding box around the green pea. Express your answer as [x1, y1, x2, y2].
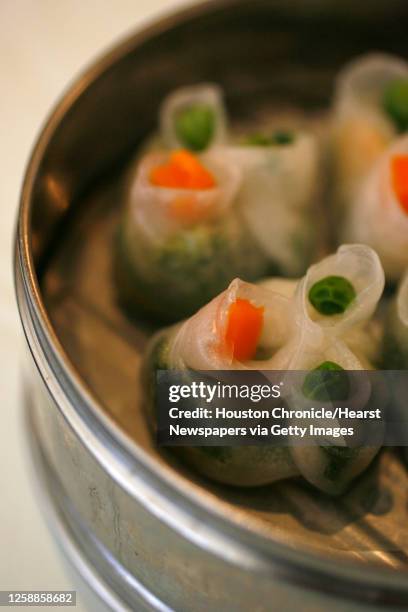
[244, 130, 295, 147]
[308, 275, 356, 316]
[302, 361, 350, 402]
[383, 78, 408, 132]
[174, 104, 215, 151]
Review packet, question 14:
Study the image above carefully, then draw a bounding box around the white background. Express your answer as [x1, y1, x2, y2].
[0, 1, 197, 609]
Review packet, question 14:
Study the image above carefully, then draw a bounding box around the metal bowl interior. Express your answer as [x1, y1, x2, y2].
[17, 0, 408, 599]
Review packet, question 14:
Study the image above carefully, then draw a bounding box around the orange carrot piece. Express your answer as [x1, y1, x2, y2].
[150, 150, 216, 190]
[225, 298, 264, 361]
[391, 155, 408, 214]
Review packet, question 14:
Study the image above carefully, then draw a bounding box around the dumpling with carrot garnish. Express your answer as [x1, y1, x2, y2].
[115, 149, 269, 322]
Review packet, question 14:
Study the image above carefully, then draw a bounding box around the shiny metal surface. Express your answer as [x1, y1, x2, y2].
[15, 0, 408, 609]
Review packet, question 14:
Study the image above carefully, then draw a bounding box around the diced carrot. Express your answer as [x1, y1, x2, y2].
[391, 155, 408, 214]
[225, 298, 264, 361]
[150, 150, 216, 190]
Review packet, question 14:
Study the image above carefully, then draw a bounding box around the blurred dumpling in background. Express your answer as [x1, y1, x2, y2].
[383, 270, 408, 368]
[115, 83, 323, 323]
[115, 147, 269, 322]
[160, 83, 228, 152]
[228, 129, 321, 276]
[341, 135, 408, 282]
[332, 53, 408, 205]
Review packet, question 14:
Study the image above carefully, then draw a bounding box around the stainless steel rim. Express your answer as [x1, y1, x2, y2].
[14, 0, 408, 606]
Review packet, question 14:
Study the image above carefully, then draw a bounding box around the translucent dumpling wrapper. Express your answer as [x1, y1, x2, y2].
[226, 132, 320, 275]
[167, 243, 385, 372]
[229, 132, 318, 211]
[382, 272, 408, 460]
[160, 83, 228, 152]
[343, 136, 408, 282]
[260, 244, 384, 366]
[258, 277, 298, 300]
[383, 270, 408, 368]
[280, 336, 382, 495]
[142, 274, 384, 491]
[258, 277, 382, 369]
[116, 150, 269, 322]
[127, 149, 240, 242]
[167, 278, 293, 371]
[143, 278, 299, 486]
[272, 261, 385, 494]
[295, 244, 384, 337]
[332, 53, 408, 203]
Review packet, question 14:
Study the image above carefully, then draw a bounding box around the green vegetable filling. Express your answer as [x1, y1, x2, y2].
[244, 130, 295, 147]
[302, 361, 350, 402]
[322, 445, 357, 482]
[308, 275, 356, 316]
[174, 104, 215, 151]
[383, 78, 408, 132]
[304, 362, 354, 482]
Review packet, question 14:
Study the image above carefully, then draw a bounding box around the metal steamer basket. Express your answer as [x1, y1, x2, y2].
[14, 1, 408, 609]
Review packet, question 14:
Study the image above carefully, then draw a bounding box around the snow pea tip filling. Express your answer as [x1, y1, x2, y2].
[383, 78, 408, 132]
[244, 130, 295, 147]
[225, 298, 264, 361]
[174, 104, 216, 151]
[302, 361, 350, 402]
[308, 275, 356, 316]
[391, 154, 408, 214]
